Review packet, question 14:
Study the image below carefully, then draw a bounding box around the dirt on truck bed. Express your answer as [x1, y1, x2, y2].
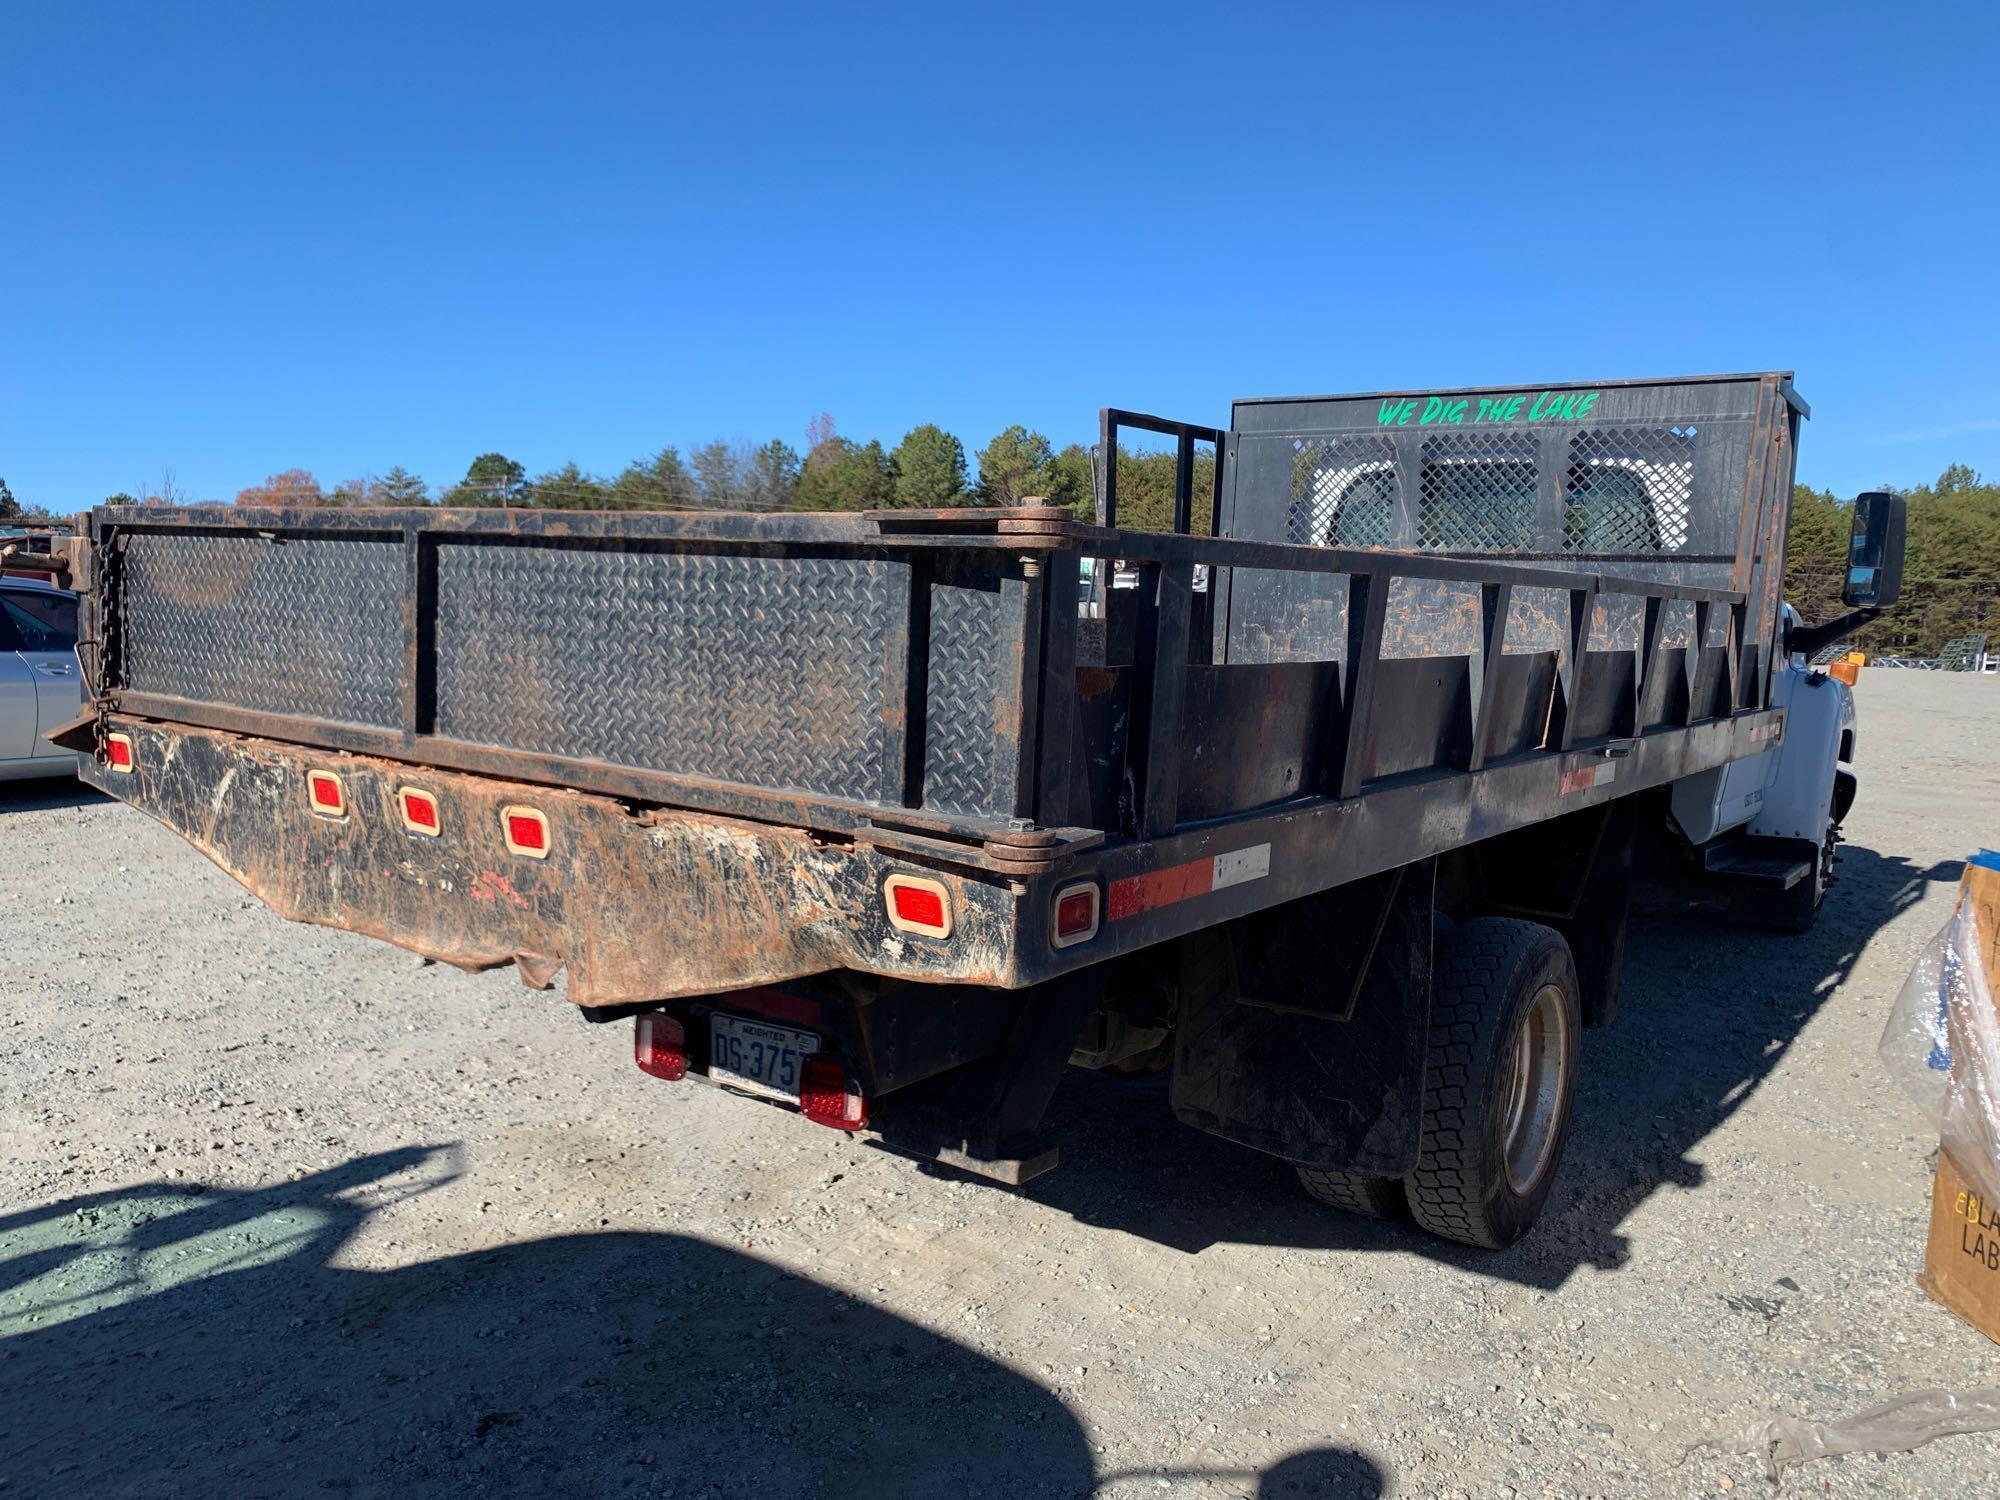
[4, 671, 1999, 1499]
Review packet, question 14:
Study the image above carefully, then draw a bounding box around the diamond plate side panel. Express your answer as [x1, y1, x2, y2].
[431, 541, 899, 800]
[922, 565, 1007, 816]
[119, 531, 406, 726]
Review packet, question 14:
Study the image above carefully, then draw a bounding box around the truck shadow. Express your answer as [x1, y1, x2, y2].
[1018, 842, 1957, 1287]
[0, 1148, 1385, 1499]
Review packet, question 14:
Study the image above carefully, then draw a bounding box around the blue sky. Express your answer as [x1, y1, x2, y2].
[3, 3, 1995, 508]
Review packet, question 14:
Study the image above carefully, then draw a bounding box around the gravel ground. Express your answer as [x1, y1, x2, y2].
[4, 671, 1999, 1499]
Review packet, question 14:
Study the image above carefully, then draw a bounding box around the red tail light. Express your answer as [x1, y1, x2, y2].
[399, 787, 440, 835]
[800, 1054, 867, 1131]
[306, 770, 346, 818]
[104, 733, 135, 772]
[634, 1013, 687, 1081]
[1052, 881, 1100, 948]
[502, 805, 550, 858]
[883, 874, 951, 938]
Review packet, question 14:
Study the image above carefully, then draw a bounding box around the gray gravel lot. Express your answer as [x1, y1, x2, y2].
[4, 671, 1999, 1498]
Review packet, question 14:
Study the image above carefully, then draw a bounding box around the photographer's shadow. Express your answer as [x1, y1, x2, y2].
[0, 1148, 1104, 1497]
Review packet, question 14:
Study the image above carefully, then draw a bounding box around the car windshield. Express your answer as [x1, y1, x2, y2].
[1, 590, 79, 652]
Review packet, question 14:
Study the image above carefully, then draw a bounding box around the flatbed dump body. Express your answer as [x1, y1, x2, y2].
[69, 371, 1883, 1245]
[72, 374, 1798, 996]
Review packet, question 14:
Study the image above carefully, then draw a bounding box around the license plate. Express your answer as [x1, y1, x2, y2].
[709, 1013, 818, 1100]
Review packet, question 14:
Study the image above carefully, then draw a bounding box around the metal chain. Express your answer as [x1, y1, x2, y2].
[90, 532, 124, 766]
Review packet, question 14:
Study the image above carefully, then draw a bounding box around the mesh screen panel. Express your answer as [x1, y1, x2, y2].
[1286, 435, 1399, 547]
[1562, 426, 1696, 552]
[1416, 434, 1540, 551]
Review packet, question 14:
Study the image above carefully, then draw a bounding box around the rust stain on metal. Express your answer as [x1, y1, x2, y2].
[1075, 667, 1120, 700]
[83, 720, 1020, 1003]
[469, 871, 532, 909]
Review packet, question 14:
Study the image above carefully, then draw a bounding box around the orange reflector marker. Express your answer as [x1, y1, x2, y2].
[883, 874, 951, 938]
[1051, 881, 1101, 949]
[502, 805, 550, 858]
[305, 770, 346, 818]
[398, 787, 440, 836]
[104, 733, 135, 773]
[800, 1053, 868, 1131]
[634, 1013, 687, 1081]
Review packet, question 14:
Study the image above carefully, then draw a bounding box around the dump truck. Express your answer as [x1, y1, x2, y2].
[55, 372, 1907, 1247]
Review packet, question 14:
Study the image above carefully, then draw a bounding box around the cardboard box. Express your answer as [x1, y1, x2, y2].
[1920, 852, 2000, 1344]
[1923, 1148, 2000, 1344]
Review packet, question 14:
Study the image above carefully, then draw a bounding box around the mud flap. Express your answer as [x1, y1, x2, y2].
[1475, 798, 1636, 1028]
[870, 969, 1104, 1185]
[1168, 860, 1434, 1174]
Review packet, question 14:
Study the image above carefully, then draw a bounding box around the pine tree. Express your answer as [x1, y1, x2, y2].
[973, 426, 1054, 506]
[889, 424, 968, 508]
[379, 466, 430, 506]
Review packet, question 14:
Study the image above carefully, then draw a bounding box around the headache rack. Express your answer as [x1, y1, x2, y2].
[73, 372, 1802, 976]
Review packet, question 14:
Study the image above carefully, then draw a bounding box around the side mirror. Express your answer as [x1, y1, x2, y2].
[1842, 491, 1907, 608]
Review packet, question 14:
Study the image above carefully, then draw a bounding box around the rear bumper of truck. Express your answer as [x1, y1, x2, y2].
[81, 719, 1028, 1004]
[78, 699, 1788, 1008]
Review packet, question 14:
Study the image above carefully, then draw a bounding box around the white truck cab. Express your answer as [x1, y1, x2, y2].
[1668, 490, 1906, 930]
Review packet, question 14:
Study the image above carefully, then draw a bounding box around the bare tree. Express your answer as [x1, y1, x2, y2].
[138, 468, 192, 505]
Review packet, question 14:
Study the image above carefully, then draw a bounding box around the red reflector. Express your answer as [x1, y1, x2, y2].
[883, 874, 952, 938]
[306, 771, 345, 817]
[799, 1054, 867, 1131]
[1051, 881, 1100, 949]
[502, 805, 550, 857]
[399, 788, 439, 834]
[635, 1013, 687, 1081]
[894, 884, 943, 928]
[104, 734, 134, 772]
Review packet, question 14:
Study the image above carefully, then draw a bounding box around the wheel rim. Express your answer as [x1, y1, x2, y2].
[1501, 983, 1573, 1195]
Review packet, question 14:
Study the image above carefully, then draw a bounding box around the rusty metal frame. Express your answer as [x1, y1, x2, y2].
[85, 499, 1755, 872]
[75, 371, 1799, 1006]
[1096, 409, 1227, 533]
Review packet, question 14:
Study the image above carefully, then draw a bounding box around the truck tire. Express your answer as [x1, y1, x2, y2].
[1296, 1166, 1407, 1220]
[1407, 918, 1580, 1250]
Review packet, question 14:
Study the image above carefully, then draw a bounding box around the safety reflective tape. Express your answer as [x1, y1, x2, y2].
[1107, 843, 1271, 921]
[1558, 762, 1617, 795]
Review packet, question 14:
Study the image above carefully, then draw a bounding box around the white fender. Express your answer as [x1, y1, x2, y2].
[1669, 653, 1855, 847]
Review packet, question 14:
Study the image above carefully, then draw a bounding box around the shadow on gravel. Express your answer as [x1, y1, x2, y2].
[0, 1148, 1386, 1498]
[0, 774, 104, 814]
[1016, 843, 1957, 1288]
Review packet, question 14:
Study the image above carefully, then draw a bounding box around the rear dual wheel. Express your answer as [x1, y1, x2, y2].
[1297, 917, 1581, 1249]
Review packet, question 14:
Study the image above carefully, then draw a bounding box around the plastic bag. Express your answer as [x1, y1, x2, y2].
[1689, 1388, 2000, 1481]
[1879, 894, 2000, 1208]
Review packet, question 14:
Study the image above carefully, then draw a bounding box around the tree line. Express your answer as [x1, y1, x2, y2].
[1784, 464, 2000, 658]
[10, 434, 1995, 657]
[208, 415, 1140, 521]
[199, 412, 1213, 533]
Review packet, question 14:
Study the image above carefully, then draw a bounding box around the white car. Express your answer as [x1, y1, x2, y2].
[1, 577, 84, 781]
